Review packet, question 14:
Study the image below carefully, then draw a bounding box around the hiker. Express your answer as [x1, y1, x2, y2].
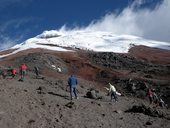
[0, 68, 4, 79]
[147, 88, 153, 104]
[11, 68, 17, 78]
[152, 91, 159, 105]
[0, 70, 7, 79]
[68, 75, 78, 100]
[34, 66, 39, 78]
[159, 98, 166, 108]
[19, 63, 27, 81]
[107, 83, 118, 102]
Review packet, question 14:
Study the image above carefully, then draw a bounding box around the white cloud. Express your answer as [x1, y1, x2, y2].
[0, 18, 32, 33]
[0, 18, 33, 50]
[87, 0, 170, 42]
[60, 0, 170, 43]
[0, 17, 38, 50]
[0, 35, 24, 50]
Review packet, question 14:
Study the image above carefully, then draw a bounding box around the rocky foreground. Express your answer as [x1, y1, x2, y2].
[0, 73, 170, 128]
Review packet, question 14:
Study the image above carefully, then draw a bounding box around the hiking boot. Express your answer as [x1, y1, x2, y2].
[75, 97, 79, 99]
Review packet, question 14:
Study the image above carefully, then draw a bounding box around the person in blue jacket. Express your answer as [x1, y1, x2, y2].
[68, 75, 78, 100]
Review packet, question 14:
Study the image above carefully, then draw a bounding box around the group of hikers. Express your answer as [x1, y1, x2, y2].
[68, 75, 167, 108]
[0, 64, 167, 108]
[147, 88, 166, 108]
[0, 64, 39, 81]
[0, 64, 27, 81]
[67, 75, 120, 101]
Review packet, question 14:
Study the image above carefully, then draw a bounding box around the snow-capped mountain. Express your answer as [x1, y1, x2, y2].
[0, 30, 170, 58]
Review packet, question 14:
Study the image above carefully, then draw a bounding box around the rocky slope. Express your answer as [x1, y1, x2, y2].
[0, 46, 170, 128]
[0, 73, 170, 128]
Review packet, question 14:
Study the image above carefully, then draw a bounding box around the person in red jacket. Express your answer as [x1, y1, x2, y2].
[11, 68, 17, 78]
[147, 88, 153, 104]
[20, 63, 27, 81]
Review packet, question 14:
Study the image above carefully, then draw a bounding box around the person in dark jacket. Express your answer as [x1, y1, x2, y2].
[68, 75, 78, 100]
[34, 66, 39, 78]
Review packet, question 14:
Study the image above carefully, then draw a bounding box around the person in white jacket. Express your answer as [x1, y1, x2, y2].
[105, 83, 118, 102]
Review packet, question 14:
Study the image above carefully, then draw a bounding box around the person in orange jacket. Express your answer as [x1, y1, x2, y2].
[20, 63, 27, 81]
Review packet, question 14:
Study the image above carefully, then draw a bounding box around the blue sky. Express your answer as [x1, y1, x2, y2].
[0, 0, 169, 50]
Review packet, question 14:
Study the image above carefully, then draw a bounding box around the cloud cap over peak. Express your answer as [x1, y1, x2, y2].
[82, 0, 170, 43]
